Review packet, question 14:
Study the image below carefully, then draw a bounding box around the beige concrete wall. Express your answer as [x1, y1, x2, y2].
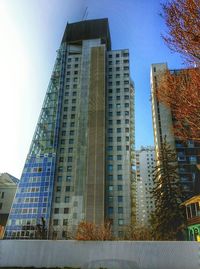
[86, 45, 105, 224]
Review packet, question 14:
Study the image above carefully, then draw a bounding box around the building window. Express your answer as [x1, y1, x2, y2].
[61, 139, 65, 145]
[107, 146, 113, 151]
[108, 185, 113, 191]
[66, 176, 71, 181]
[64, 208, 69, 214]
[59, 157, 64, 162]
[117, 128, 121, 133]
[117, 120, 121, 124]
[56, 186, 61, 192]
[116, 103, 121, 109]
[108, 207, 114, 214]
[117, 165, 122, 170]
[67, 166, 72, 172]
[71, 106, 76, 112]
[54, 208, 59, 214]
[108, 175, 113, 181]
[65, 186, 71, 192]
[65, 196, 70, 203]
[57, 176, 62, 182]
[117, 137, 121, 142]
[108, 196, 113, 203]
[118, 196, 123, 202]
[68, 157, 72, 162]
[55, 197, 60, 203]
[117, 155, 122, 160]
[108, 165, 113, 172]
[118, 185, 123, 191]
[117, 146, 122, 151]
[118, 175, 122, 180]
[68, 147, 73, 153]
[118, 207, 123, 213]
[118, 219, 124, 225]
[63, 219, 68, 226]
[108, 137, 113, 142]
[53, 219, 59, 225]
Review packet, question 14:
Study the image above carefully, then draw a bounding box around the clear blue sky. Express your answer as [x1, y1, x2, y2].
[0, 0, 184, 178]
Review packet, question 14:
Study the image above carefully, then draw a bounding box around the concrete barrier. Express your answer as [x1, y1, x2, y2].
[0, 240, 199, 269]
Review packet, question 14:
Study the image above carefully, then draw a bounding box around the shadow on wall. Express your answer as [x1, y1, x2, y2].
[82, 259, 140, 269]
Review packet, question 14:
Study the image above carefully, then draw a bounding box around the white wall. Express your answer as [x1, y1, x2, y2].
[0, 240, 199, 269]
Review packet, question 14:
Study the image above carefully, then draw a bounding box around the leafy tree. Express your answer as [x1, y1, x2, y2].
[123, 225, 153, 241]
[150, 140, 186, 240]
[161, 0, 200, 65]
[75, 221, 113, 241]
[157, 68, 200, 141]
[36, 217, 47, 239]
[158, 0, 200, 142]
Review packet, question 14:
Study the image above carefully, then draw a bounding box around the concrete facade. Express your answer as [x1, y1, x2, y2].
[135, 147, 155, 226]
[0, 173, 19, 227]
[0, 240, 198, 269]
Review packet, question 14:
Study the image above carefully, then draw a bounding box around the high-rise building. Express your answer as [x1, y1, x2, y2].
[5, 19, 135, 239]
[151, 63, 200, 200]
[0, 173, 19, 238]
[135, 147, 155, 226]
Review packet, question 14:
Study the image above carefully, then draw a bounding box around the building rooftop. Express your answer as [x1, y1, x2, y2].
[0, 173, 19, 186]
[61, 18, 111, 50]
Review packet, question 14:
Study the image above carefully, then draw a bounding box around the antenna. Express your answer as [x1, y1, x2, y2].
[82, 7, 88, 21]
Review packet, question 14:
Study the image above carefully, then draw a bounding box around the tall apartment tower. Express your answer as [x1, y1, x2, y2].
[151, 63, 200, 200]
[135, 147, 155, 226]
[5, 19, 135, 239]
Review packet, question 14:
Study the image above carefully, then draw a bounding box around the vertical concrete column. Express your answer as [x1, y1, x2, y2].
[86, 46, 106, 224]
